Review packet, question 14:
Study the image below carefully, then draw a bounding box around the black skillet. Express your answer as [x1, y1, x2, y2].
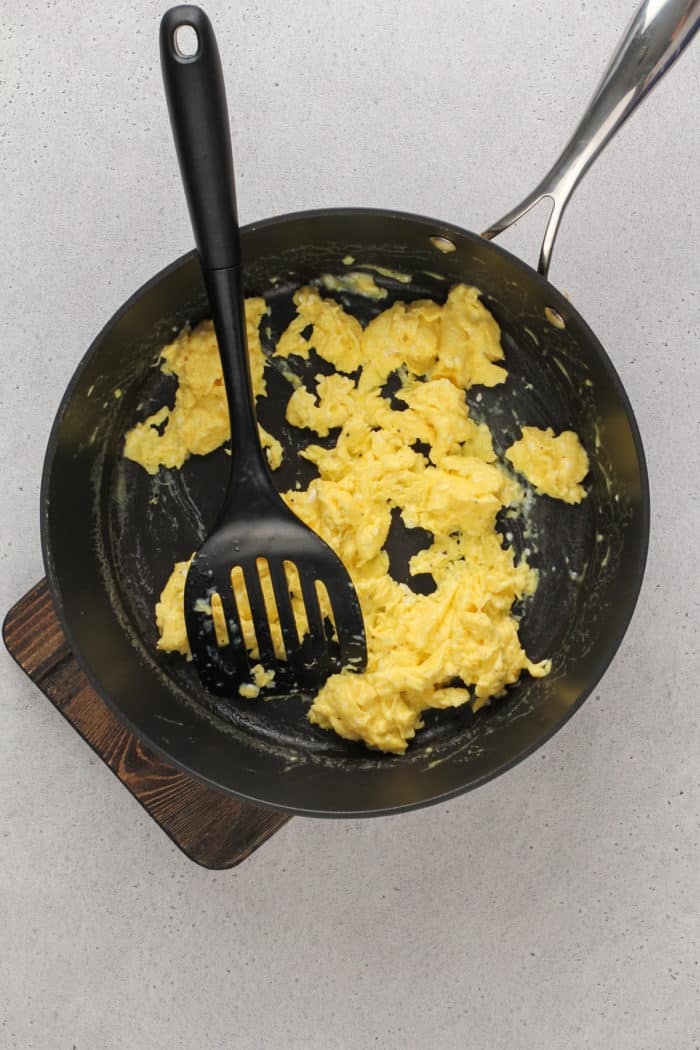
[37, 2, 698, 816]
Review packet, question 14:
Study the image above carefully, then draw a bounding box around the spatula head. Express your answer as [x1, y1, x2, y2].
[184, 502, 367, 696]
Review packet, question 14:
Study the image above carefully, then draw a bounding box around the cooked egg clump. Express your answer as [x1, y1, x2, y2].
[125, 282, 590, 754]
[506, 426, 589, 504]
[123, 298, 283, 473]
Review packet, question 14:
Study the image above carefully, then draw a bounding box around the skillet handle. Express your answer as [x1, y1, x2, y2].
[160, 5, 240, 271]
[482, 0, 699, 278]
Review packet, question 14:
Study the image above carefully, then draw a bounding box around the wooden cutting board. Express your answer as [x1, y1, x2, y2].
[3, 580, 290, 868]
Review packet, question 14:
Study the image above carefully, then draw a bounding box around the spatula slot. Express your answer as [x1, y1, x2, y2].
[209, 591, 229, 647]
[268, 559, 301, 666]
[299, 570, 326, 663]
[230, 565, 257, 654]
[283, 560, 310, 643]
[240, 561, 277, 667]
[314, 579, 337, 642]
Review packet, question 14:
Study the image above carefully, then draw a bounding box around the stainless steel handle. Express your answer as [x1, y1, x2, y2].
[482, 0, 699, 278]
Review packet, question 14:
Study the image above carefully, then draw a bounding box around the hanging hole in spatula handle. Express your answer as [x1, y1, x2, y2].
[482, 0, 700, 277]
[160, 5, 241, 271]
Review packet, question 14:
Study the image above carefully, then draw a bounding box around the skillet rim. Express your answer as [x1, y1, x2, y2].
[38, 206, 651, 817]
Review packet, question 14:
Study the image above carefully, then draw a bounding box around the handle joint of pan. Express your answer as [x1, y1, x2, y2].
[481, 184, 567, 280]
[480, 0, 700, 280]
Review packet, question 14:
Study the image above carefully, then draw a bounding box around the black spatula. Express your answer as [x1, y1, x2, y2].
[160, 5, 366, 694]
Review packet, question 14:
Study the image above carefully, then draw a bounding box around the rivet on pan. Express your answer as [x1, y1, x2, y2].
[544, 306, 566, 329]
[429, 236, 456, 254]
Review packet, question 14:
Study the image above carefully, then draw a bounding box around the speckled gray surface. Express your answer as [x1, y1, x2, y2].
[2, 1, 699, 1047]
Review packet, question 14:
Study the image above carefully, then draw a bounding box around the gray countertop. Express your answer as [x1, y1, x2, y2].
[2, 2, 699, 1047]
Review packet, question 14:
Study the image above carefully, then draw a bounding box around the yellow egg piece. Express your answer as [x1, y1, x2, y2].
[506, 426, 589, 503]
[123, 298, 282, 473]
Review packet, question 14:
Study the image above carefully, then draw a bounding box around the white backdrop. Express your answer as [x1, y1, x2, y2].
[2, 2, 699, 1047]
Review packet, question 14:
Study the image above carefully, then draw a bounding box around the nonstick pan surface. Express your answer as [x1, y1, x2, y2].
[41, 208, 649, 816]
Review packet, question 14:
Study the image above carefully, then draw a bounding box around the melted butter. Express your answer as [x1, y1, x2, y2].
[320, 272, 388, 301]
[357, 263, 412, 284]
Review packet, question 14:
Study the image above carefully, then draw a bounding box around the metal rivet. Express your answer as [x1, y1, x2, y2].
[430, 236, 457, 254]
[545, 306, 566, 329]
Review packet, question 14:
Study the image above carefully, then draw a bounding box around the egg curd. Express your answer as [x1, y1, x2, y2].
[123, 298, 283, 472]
[124, 282, 589, 754]
[506, 426, 589, 504]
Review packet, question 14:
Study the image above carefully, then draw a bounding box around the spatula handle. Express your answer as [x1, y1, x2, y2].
[160, 6, 270, 492]
[160, 5, 240, 271]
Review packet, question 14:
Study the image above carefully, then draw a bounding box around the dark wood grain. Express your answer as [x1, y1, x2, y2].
[3, 580, 290, 869]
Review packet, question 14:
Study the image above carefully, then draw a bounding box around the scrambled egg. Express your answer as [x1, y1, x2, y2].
[506, 426, 589, 504]
[240, 664, 276, 699]
[155, 561, 276, 699]
[123, 298, 283, 473]
[125, 281, 589, 754]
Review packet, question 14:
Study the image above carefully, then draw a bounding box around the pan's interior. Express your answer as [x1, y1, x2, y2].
[42, 211, 648, 815]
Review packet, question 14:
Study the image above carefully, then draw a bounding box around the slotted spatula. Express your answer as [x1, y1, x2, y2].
[160, 5, 366, 694]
